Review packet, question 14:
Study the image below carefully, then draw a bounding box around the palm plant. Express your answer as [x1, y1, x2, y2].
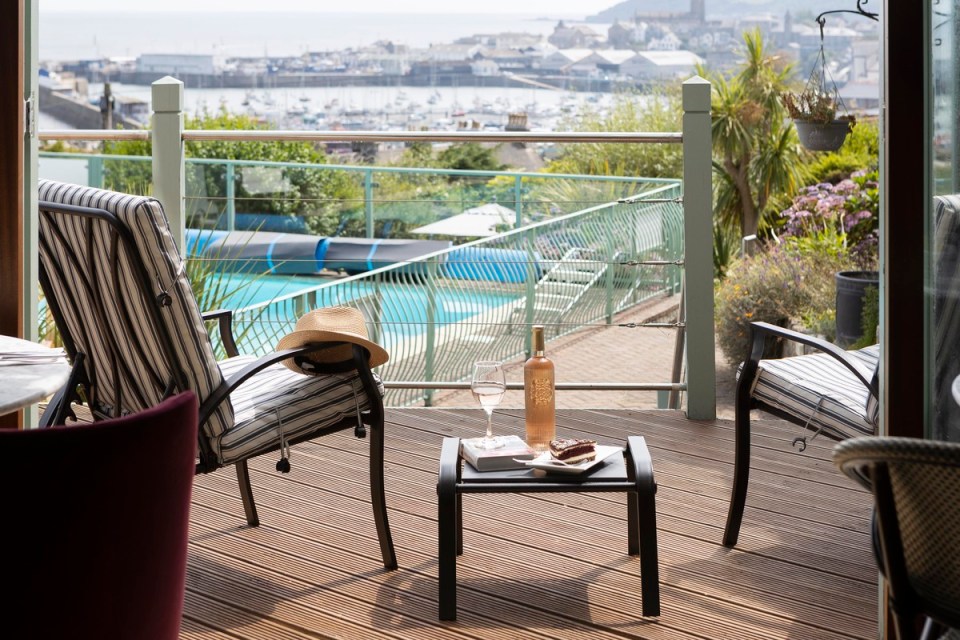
[698, 29, 807, 243]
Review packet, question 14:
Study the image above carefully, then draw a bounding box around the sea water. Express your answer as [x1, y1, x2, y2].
[39, 11, 581, 61]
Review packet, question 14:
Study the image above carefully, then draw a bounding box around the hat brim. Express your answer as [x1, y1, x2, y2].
[276, 329, 389, 373]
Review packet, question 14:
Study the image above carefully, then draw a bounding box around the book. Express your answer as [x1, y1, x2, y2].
[460, 435, 536, 472]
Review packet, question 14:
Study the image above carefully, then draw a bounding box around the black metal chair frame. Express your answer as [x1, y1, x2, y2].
[723, 321, 878, 547]
[38, 200, 396, 569]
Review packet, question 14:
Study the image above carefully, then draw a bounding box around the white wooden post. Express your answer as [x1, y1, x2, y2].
[151, 77, 185, 251]
[682, 76, 716, 420]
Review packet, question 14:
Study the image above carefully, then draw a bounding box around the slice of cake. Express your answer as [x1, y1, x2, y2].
[549, 438, 597, 464]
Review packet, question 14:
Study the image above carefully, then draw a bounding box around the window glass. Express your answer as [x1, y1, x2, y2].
[931, 0, 960, 439]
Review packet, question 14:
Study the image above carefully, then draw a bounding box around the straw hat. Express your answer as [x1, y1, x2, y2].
[276, 307, 388, 373]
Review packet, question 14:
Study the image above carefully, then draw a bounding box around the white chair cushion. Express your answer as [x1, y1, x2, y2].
[213, 355, 382, 465]
[750, 344, 880, 440]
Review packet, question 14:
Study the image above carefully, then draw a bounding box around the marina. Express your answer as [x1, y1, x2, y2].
[78, 81, 620, 133]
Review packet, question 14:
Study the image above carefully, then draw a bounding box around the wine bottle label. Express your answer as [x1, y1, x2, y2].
[529, 378, 554, 406]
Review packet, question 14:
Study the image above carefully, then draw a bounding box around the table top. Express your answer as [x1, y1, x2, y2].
[0, 336, 72, 416]
[460, 449, 629, 483]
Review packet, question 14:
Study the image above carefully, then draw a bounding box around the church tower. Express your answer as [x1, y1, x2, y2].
[691, 0, 706, 23]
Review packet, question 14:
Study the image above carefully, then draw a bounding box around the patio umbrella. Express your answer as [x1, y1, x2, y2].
[412, 203, 519, 237]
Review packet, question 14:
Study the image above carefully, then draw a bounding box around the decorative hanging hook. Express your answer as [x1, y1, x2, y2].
[816, 0, 879, 41]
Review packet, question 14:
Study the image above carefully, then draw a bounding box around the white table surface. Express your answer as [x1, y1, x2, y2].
[0, 335, 72, 416]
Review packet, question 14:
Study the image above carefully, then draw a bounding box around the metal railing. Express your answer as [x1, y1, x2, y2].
[216, 184, 683, 406]
[39, 151, 677, 238]
[38, 74, 716, 418]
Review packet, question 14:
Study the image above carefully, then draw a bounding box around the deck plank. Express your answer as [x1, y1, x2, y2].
[184, 409, 877, 640]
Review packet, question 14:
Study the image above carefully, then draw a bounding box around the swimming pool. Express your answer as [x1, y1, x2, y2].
[213, 272, 521, 343]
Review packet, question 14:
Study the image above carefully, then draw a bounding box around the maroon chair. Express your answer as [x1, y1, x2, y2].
[0, 392, 198, 640]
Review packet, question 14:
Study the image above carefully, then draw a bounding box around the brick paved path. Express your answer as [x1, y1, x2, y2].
[428, 293, 738, 419]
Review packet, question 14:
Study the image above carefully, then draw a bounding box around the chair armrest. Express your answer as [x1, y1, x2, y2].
[198, 342, 377, 428]
[200, 309, 239, 358]
[744, 321, 878, 396]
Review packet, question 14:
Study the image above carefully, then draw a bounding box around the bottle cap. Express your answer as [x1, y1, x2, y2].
[532, 325, 545, 354]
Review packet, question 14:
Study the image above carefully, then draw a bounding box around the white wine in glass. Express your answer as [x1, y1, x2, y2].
[471, 360, 506, 449]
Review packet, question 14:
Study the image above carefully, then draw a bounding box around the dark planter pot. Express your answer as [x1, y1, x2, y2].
[835, 270, 880, 347]
[794, 120, 853, 152]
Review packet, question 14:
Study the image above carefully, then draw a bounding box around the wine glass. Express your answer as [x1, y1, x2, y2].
[471, 360, 506, 449]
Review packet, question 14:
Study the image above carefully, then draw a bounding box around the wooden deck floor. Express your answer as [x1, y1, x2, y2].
[181, 409, 877, 640]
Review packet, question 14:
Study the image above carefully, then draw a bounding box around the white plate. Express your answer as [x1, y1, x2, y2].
[519, 445, 623, 475]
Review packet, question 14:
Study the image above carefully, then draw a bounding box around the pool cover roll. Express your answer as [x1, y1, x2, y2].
[188, 229, 452, 276]
[194, 230, 327, 274]
[322, 238, 452, 274]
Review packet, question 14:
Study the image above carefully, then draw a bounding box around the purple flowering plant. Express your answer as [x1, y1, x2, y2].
[777, 169, 879, 270]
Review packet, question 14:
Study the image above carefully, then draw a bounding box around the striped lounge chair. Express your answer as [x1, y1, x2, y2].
[36, 181, 396, 570]
[724, 192, 960, 547]
[722, 321, 879, 547]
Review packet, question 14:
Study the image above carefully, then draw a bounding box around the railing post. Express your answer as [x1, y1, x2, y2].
[424, 257, 439, 406]
[605, 209, 616, 323]
[514, 174, 523, 228]
[151, 76, 186, 251]
[364, 169, 374, 239]
[682, 76, 716, 420]
[225, 161, 236, 231]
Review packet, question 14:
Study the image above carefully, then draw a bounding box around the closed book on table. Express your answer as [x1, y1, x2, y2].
[460, 435, 535, 471]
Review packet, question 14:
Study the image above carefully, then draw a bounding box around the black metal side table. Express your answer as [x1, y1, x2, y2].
[436, 435, 660, 621]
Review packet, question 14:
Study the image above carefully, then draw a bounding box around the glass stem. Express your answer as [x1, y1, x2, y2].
[486, 411, 494, 439]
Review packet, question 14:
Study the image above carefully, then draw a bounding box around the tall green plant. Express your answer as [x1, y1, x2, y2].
[547, 89, 684, 179]
[698, 29, 807, 240]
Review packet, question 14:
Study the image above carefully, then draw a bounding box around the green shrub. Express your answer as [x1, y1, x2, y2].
[715, 244, 848, 364]
[776, 169, 879, 270]
[713, 220, 738, 281]
[852, 284, 880, 349]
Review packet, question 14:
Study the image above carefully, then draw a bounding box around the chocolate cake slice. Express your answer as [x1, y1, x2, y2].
[549, 438, 597, 464]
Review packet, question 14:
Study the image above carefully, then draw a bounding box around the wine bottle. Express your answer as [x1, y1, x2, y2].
[524, 325, 556, 452]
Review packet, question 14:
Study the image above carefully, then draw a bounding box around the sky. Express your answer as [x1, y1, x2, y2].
[40, 0, 599, 14]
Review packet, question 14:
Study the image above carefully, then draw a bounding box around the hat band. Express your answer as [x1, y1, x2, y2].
[294, 353, 361, 374]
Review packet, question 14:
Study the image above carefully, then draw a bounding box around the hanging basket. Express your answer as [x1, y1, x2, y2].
[794, 119, 853, 152]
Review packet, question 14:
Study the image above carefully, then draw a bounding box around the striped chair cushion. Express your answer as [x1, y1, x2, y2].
[38, 180, 235, 439]
[750, 344, 880, 441]
[215, 356, 381, 465]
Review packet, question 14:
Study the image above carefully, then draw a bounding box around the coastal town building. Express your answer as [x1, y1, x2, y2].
[136, 53, 223, 76]
[547, 22, 605, 49]
[619, 50, 705, 81]
[37, 9, 878, 129]
[539, 49, 595, 73]
[608, 20, 649, 49]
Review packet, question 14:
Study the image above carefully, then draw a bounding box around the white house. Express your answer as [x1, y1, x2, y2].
[620, 50, 704, 81]
[471, 59, 500, 76]
[648, 32, 683, 51]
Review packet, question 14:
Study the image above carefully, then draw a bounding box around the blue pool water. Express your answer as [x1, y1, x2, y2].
[216, 273, 519, 340]
[208, 273, 330, 310]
